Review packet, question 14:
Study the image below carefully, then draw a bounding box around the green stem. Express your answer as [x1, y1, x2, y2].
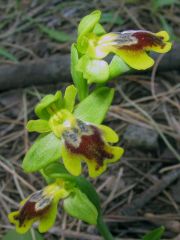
[97, 215, 114, 240]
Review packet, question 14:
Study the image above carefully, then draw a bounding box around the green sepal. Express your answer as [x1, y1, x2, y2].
[77, 55, 109, 84]
[44, 162, 70, 179]
[76, 34, 89, 54]
[35, 91, 62, 120]
[93, 23, 106, 35]
[26, 119, 51, 133]
[142, 226, 165, 240]
[75, 176, 101, 212]
[63, 85, 77, 112]
[64, 189, 98, 225]
[44, 162, 101, 212]
[74, 87, 114, 124]
[71, 44, 88, 101]
[78, 10, 101, 37]
[109, 55, 130, 78]
[22, 133, 62, 172]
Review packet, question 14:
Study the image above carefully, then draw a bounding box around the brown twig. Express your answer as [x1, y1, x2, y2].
[119, 168, 180, 216]
[0, 44, 180, 92]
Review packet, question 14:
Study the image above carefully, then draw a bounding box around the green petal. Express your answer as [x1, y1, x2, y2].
[63, 189, 98, 225]
[61, 144, 82, 176]
[26, 119, 51, 133]
[77, 34, 90, 54]
[98, 124, 119, 143]
[78, 10, 101, 37]
[35, 91, 62, 120]
[74, 87, 114, 124]
[22, 133, 62, 172]
[109, 55, 130, 78]
[93, 23, 106, 35]
[63, 85, 77, 112]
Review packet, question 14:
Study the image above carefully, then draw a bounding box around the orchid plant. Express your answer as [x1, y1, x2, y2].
[8, 10, 172, 240]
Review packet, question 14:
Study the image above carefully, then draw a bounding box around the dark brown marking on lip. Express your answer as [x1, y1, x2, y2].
[14, 192, 51, 227]
[118, 31, 165, 51]
[65, 124, 113, 169]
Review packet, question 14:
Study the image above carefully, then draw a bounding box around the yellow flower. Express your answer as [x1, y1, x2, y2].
[61, 119, 124, 178]
[87, 30, 172, 70]
[25, 87, 124, 178]
[8, 180, 69, 234]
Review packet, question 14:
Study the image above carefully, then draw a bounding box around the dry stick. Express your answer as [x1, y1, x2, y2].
[151, 53, 165, 99]
[102, 168, 124, 208]
[0, 157, 36, 191]
[119, 168, 180, 216]
[117, 86, 180, 161]
[49, 228, 102, 240]
[106, 214, 180, 222]
[116, 87, 180, 214]
[0, 54, 70, 92]
[0, 44, 180, 92]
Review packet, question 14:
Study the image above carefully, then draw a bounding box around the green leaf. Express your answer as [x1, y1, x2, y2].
[44, 162, 101, 212]
[142, 226, 165, 240]
[71, 44, 88, 101]
[35, 91, 62, 120]
[0, 48, 18, 62]
[101, 12, 124, 25]
[109, 55, 130, 78]
[74, 87, 114, 124]
[22, 133, 62, 172]
[78, 10, 101, 37]
[38, 24, 73, 42]
[2, 229, 44, 240]
[26, 119, 51, 133]
[63, 189, 98, 225]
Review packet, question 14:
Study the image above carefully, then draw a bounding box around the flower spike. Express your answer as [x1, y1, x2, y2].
[76, 10, 172, 83]
[90, 30, 172, 70]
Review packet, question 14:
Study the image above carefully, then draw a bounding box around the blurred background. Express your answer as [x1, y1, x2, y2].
[0, 0, 180, 239]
